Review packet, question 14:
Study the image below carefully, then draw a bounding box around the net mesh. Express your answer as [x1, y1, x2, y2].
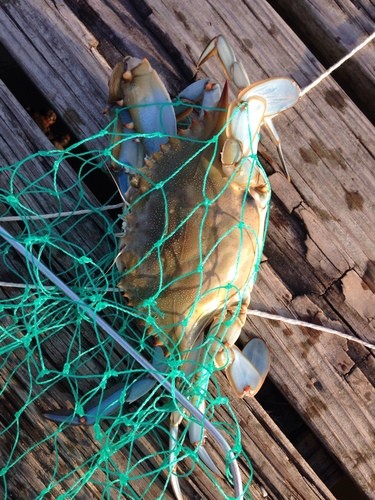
[0, 101, 269, 499]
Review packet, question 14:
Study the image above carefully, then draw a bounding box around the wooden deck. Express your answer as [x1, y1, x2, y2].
[0, 1, 374, 499]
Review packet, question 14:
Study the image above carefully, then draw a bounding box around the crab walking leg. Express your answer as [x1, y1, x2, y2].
[188, 400, 222, 476]
[263, 116, 290, 181]
[44, 347, 167, 425]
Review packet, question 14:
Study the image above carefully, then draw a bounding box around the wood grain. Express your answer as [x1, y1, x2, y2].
[0, 0, 374, 498]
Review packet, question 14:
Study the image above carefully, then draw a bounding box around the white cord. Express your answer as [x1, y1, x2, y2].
[248, 309, 375, 350]
[301, 32, 375, 96]
[0, 203, 124, 222]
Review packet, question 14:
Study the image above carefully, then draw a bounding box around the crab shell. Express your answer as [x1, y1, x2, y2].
[116, 112, 265, 358]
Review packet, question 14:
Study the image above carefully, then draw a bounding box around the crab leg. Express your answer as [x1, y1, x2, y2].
[222, 77, 299, 196]
[197, 35, 300, 177]
[197, 35, 250, 90]
[264, 116, 290, 180]
[168, 337, 223, 499]
[44, 346, 167, 425]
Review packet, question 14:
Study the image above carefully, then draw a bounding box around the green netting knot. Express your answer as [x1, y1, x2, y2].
[38, 368, 49, 378]
[100, 370, 116, 386]
[14, 409, 23, 419]
[22, 336, 31, 349]
[142, 297, 156, 309]
[76, 402, 84, 416]
[97, 128, 108, 138]
[196, 263, 204, 274]
[5, 194, 19, 205]
[34, 296, 49, 308]
[25, 235, 50, 245]
[99, 445, 113, 463]
[62, 362, 71, 375]
[213, 396, 228, 405]
[77, 256, 93, 265]
[94, 301, 109, 312]
[93, 423, 104, 440]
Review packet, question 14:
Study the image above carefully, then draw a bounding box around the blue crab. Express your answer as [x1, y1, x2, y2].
[45, 35, 300, 498]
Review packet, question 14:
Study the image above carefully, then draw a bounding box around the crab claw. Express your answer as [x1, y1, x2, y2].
[239, 77, 300, 117]
[226, 339, 269, 397]
[110, 57, 177, 155]
[108, 108, 145, 199]
[44, 347, 166, 425]
[239, 77, 300, 179]
[222, 77, 300, 186]
[197, 35, 250, 90]
[197, 35, 301, 179]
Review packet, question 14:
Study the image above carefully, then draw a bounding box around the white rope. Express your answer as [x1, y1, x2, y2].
[301, 31, 375, 96]
[0, 281, 118, 292]
[0, 203, 124, 222]
[247, 309, 375, 350]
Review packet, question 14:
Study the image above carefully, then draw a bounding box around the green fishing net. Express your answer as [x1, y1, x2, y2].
[0, 102, 269, 499]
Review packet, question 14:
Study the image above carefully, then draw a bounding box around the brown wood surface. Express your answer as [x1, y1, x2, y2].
[0, 0, 374, 499]
[268, 0, 375, 122]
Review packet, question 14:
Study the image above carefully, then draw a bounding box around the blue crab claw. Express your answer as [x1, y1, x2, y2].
[239, 77, 300, 118]
[111, 57, 177, 155]
[44, 346, 167, 425]
[238, 77, 300, 179]
[197, 35, 250, 89]
[108, 108, 145, 199]
[226, 339, 270, 397]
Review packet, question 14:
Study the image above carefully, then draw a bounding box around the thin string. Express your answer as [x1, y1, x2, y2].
[248, 310, 375, 350]
[301, 31, 375, 96]
[0, 203, 124, 222]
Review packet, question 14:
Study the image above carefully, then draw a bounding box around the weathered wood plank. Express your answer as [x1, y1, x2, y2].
[0, 0, 374, 498]
[268, 0, 375, 121]
[0, 0, 109, 143]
